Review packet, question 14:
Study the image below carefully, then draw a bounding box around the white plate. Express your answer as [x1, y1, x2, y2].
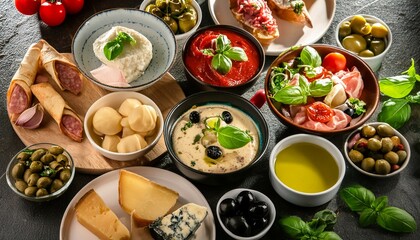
[208, 0, 336, 56]
[60, 166, 216, 240]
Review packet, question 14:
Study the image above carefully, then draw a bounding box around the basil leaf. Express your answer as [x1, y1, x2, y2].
[377, 206, 417, 233]
[401, 58, 416, 79]
[379, 75, 416, 98]
[224, 47, 248, 61]
[104, 40, 123, 60]
[339, 185, 375, 212]
[279, 216, 307, 238]
[313, 209, 337, 229]
[359, 208, 378, 227]
[299, 75, 310, 95]
[372, 196, 388, 212]
[377, 98, 411, 129]
[318, 231, 342, 240]
[273, 85, 307, 105]
[300, 46, 322, 68]
[215, 34, 231, 52]
[406, 91, 420, 103]
[309, 79, 333, 97]
[217, 125, 251, 149]
[117, 31, 136, 45]
[211, 54, 232, 75]
[348, 98, 366, 115]
[201, 49, 214, 56]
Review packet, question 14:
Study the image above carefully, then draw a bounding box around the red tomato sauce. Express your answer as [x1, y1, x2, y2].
[184, 29, 260, 87]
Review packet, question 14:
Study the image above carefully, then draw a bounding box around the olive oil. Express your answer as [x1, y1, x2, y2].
[275, 142, 338, 193]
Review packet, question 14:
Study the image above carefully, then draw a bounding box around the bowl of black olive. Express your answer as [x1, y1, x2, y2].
[164, 91, 269, 185]
[6, 143, 75, 202]
[216, 188, 276, 239]
[344, 122, 410, 177]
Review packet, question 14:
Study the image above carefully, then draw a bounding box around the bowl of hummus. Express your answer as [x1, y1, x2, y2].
[164, 91, 269, 185]
[72, 8, 176, 92]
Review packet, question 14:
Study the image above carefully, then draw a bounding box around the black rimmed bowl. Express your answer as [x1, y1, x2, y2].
[182, 25, 265, 95]
[164, 91, 269, 185]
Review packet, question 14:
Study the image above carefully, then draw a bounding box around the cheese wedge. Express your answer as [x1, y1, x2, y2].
[75, 189, 130, 240]
[118, 170, 179, 226]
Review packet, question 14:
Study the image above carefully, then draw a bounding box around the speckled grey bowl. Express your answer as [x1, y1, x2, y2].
[72, 8, 177, 91]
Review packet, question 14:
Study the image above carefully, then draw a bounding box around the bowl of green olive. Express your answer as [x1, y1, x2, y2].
[344, 122, 410, 178]
[336, 15, 392, 72]
[6, 143, 75, 202]
[140, 0, 202, 41]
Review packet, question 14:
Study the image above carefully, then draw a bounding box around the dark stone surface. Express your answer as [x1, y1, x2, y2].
[1, 0, 419, 239]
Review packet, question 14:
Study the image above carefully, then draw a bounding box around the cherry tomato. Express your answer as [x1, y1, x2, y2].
[250, 89, 266, 109]
[15, 0, 41, 15]
[322, 52, 347, 73]
[306, 102, 334, 123]
[39, 1, 66, 27]
[61, 0, 84, 15]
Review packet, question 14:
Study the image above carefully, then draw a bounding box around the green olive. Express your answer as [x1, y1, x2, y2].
[339, 21, 352, 38]
[36, 188, 49, 197]
[49, 161, 62, 170]
[163, 15, 178, 33]
[37, 177, 52, 189]
[348, 149, 364, 163]
[361, 125, 376, 137]
[40, 153, 55, 165]
[169, 0, 186, 16]
[60, 169, 72, 182]
[11, 163, 25, 180]
[390, 136, 401, 146]
[375, 159, 391, 175]
[56, 154, 68, 165]
[155, 0, 168, 10]
[350, 15, 371, 35]
[381, 137, 394, 153]
[50, 179, 64, 193]
[368, 152, 384, 160]
[372, 135, 381, 140]
[397, 150, 407, 164]
[364, 34, 373, 46]
[384, 151, 399, 165]
[367, 138, 382, 152]
[377, 124, 394, 137]
[15, 180, 28, 193]
[178, 8, 197, 33]
[342, 34, 367, 53]
[359, 49, 375, 57]
[145, 4, 165, 18]
[27, 173, 40, 187]
[361, 157, 375, 172]
[354, 138, 368, 152]
[371, 23, 388, 38]
[29, 161, 43, 173]
[369, 39, 386, 55]
[24, 186, 38, 197]
[23, 169, 33, 183]
[16, 152, 30, 162]
[30, 148, 46, 162]
[48, 146, 64, 155]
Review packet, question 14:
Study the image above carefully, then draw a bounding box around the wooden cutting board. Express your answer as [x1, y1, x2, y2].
[9, 54, 185, 174]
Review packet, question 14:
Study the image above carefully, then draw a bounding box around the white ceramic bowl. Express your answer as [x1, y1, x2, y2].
[335, 14, 392, 72]
[139, 0, 202, 41]
[216, 188, 276, 240]
[269, 134, 346, 207]
[84, 92, 163, 161]
[344, 122, 410, 178]
[72, 8, 177, 91]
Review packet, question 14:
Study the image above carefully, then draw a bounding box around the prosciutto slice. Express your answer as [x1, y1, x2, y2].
[335, 67, 364, 98]
[90, 64, 130, 87]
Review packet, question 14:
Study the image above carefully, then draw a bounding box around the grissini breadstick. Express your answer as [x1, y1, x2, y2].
[30, 82, 83, 142]
[7, 41, 43, 122]
[39, 39, 83, 95]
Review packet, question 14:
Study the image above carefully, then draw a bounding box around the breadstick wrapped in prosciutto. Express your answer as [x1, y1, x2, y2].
[39, 39, 83, 95]
[7, 41, 42, 122]
[30, 82, 83, 142]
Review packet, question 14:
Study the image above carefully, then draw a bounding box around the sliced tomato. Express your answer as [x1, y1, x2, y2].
[306, 102, 334, 123]
[322, 52, 347, 73]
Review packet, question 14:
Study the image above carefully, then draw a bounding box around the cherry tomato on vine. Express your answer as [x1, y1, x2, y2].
[61, 0, 84, 15]
[39, 0, 66, 27]
[322, 52, 347, 73]
[15, 0, 41, 15]
[306, 102, 334, 123]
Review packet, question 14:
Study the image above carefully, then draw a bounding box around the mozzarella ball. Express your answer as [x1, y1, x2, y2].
[93, 107, 122, 135]
[102, 135, 121, 152]
[128, 105, 157, 132]
[117, 134, 147, 153]
[118, 98, 142, 117]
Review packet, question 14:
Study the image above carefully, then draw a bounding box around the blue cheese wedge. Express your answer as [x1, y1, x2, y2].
[149, 203, 208, 240]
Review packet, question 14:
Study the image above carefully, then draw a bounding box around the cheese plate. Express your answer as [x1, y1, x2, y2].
[59, 166, 216, 240]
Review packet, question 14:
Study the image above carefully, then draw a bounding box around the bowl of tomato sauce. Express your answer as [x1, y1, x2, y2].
[264, 44, 380, 135]
[182, 25, 265, 95]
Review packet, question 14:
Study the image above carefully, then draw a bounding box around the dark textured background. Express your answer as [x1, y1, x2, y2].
[1, 0, 419, 239]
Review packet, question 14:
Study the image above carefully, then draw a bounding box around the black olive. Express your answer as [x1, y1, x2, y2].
[206, 146, 222, 159]
[222, 111, 233, 123]
[225, 216, 252, 237]
[236, 191, 255, 211]
[247, 201, 269, 219]
[219, 198, 238, 217]
[189, 111, 200, 123]
[344, 108, 356, 118]
[248, 216, 269, 235]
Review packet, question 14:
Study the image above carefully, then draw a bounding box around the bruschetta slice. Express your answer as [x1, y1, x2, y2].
[267, 0, 313, 28]
[230, 0, 279, 45]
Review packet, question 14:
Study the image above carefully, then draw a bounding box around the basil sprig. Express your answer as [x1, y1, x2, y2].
[201, 34, 248, 75]
[279, 209, 342, 240]
[205, 116, 252, 149]
[378, 59, 420, 128]
[340, 185, 417, 233]
[103, 31, 137, 60]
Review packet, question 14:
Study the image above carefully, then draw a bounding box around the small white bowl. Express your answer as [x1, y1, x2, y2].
[216, 188, 276, 240]
[72, 8, 177, 91]
[139, 0, 202, 41]
[335, 14, 392, 72]
[344, 122, 410, 178]
[269, 134, 346, 207]
[84, 92, 163, 161]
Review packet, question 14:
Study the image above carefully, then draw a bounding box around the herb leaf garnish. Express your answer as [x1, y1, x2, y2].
[104, 31, 136, 60]
[204, 116, 251, 149]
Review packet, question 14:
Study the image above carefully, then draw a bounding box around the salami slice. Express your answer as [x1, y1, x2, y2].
[61, 115, 83, 142]
[55, 62, 83, 95]
[8, 84, 28, 114]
